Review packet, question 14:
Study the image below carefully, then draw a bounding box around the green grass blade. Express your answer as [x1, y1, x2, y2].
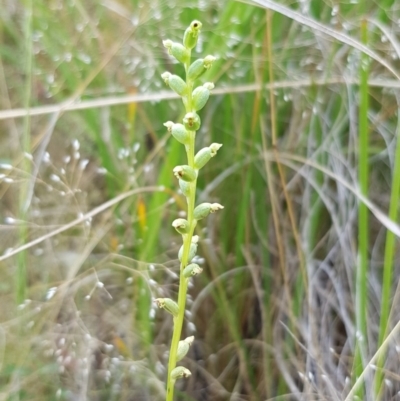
[354, 18, 369, 398]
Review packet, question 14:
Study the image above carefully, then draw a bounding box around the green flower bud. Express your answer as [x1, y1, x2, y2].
[192, 82, 214, 111]
[164, 121, 190, 145]
[187, 59, 205, 81]
[173, 165, 197, 182]
[161, 72, 188, 96]
[183, 263, 203, 278]
[155, 298, 179, 317]
[163, 39, 189, 64]
[172, 218, 189, 235]
[183, 112, 201, 131]
[178, 235, 199, 263]
[187, 56, 216, 81]
[177, 336, 195, 361]
[170, 366, 191, 381]
[194, 143, 223, 169]
[193, 202, 224, 220]
[183, 20, 202, 50]
[179, 179, 190, 197]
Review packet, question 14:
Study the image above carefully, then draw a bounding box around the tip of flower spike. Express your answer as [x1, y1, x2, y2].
[190, 20, 202, 31]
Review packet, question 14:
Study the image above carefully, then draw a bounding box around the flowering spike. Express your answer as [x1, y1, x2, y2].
[160, 21, 223, 400]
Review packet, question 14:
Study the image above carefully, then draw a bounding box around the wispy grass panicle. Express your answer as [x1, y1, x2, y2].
[156, 21, 223, 401]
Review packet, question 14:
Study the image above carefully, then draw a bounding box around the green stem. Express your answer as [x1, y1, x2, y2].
[354, 18, 369, 399]
[374, 94, 400, 399]
[165, 56, 196, 401]
[18, 0, 33, 305]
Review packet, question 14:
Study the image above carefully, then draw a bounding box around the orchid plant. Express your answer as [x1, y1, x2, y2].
[155, 20, 223, 401]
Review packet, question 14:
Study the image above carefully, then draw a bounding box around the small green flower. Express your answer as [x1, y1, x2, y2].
[183, 112, 201, 131]
[192, 82, 214, 111]
[172, 218, 190, 235]
[183, 263, 203, 278]
[176, 336, 195, 361]
[183, 20, 202, 49]
[161, 72, 188, 96]
[194, 143, 223, 169]
[163, 39, 189, 64]
[164, 121, 190, 145]
[187, 56, 216, 81]
[179, 179, 191, 197]
[173, 165, 197, 182]
[155, 298, 179, 317]
[170, 366, 191, 381]
[193, 203, 224, 220]
[178, 235, 199, 263]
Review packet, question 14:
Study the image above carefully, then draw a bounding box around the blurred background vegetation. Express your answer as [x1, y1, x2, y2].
[1, 0, 400, 400]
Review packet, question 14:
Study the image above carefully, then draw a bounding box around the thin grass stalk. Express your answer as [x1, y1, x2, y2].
[374, 96, 400, 398]
[259, 39, 295, 401]
[265, 12, 307, 373]
[345, 316, 400, 401]
[354, 18, 369, 398]
[265, 10, 307, 292]
[252, 23, 272, 396]
[17, 0, 34, 304]
[259, 23, 294, 394]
